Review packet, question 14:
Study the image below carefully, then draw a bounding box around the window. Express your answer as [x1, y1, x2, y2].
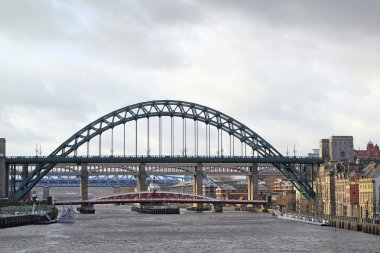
[341, 151, 345, 158]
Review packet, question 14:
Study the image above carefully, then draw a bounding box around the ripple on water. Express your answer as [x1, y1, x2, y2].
[0, 205, 379, 253]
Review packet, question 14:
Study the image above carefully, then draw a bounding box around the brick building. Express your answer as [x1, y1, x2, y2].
[215, 183, 270, 201]
[273, 178, 294, 192]
[354, 140, 380, 160]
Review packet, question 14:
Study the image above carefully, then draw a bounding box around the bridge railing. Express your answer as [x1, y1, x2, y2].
[5, 155, 324, 164]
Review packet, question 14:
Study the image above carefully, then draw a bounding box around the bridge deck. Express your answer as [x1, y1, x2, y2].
[55, 198, 267, 206]
[5, 155, 323, 165]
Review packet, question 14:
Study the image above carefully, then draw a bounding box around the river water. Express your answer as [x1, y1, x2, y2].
[0, 205, 379, 253]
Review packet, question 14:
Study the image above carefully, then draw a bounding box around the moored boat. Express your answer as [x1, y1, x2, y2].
[273, 209, 330, 226]
[131, 178, 180, 214]
[57, 206, 75, 223]
[132, 205, 180, 214]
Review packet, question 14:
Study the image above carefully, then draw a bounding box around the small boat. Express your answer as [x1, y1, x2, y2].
[57, 206, 75, 223]
[273, 209, 330, 226]
[131, 178, 180, 214]
[277, 214, 330, 226]
[132, 204, 180, 214]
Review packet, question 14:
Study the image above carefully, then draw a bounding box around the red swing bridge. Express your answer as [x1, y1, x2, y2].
[54, 191, 267, 206]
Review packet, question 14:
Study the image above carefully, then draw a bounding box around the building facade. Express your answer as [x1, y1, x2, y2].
[358, 178, 375, 219]
[319, 136, 354, 162]
[319, 139, 329, 161]
[315, 165, 335, 216]
[329, 136, 354, 162]
[273, 178, 294, 192]
[315, 162, 379, 220]
[354, 141, 380, 160]
[360, 163, 380, 217]
[335, 173, 350, 217]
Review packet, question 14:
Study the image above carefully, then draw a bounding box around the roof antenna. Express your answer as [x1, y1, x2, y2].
[286, 145, 289, 157]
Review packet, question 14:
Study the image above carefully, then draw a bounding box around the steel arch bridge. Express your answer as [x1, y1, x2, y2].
[15, 175, 183, 187]
[9, 100, 320, 201]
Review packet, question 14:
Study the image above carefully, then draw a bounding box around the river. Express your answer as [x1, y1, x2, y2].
[0, 205, 379, 253]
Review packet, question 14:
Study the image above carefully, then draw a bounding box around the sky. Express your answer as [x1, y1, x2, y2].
[1, 0, 380, 156]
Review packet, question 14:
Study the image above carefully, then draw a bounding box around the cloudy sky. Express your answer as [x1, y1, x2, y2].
[1, 0, 380, 156]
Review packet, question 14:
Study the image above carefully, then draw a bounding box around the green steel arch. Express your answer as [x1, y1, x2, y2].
[50, 100, 281, 157]
[11, 100, 315, 201]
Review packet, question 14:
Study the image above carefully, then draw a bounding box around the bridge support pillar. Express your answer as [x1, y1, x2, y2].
[78, 164, 95, 214]
[113, 186, 121, 195]
[191, 164, 205, 211]
[22, 164, 31, 202]
[137, 164, 147, 192]
[247, 163, 258, 210]
[0, 138, 8, 200]
[212, 204, 223, 213]
[43, 186, 50, 204]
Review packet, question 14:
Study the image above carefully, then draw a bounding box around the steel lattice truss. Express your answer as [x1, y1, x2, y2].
[15, 175, 182, 187]
[11, 100, 316, 201]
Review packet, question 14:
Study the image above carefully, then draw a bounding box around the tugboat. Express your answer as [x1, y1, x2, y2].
[131, 177, 180, 214]
[57, 205, 75, 223]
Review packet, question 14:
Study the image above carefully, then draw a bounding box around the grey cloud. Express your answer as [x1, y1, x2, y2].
[201, 0, 380, 39]
[1, 0, 380, 156]
[0, 0, 201, 70]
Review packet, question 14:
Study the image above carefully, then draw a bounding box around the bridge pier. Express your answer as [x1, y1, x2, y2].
[22, 164, 30, 202]
[0, 138, 8, 201]
[247, 163, 258, 211]
[211, 204, 223, 213]
[137, 164, 147, 192]
[78, 164, 95, 214]
[42, 186, 51, 204]
[191, 164, 206, 211]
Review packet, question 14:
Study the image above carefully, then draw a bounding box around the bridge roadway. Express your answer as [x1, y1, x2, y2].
[5, 155, 322, 165]
[5, 155, 321, 209]
[55, 191, 268, 208]
[11, 163, 284, 177]
[8, 156, 313, 177]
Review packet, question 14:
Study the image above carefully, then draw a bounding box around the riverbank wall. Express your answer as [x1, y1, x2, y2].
[330, 219, 380, 236]
[0, 214, 48, 229]
[0, 207, 58, 229]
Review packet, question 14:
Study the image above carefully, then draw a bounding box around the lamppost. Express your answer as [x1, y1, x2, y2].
[147, 148, 151, 157]
[35, 143, 41, 157]
[31, 191, 37, 214]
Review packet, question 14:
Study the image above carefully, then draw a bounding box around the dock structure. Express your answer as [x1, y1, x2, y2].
[330, 219, 380, 236]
